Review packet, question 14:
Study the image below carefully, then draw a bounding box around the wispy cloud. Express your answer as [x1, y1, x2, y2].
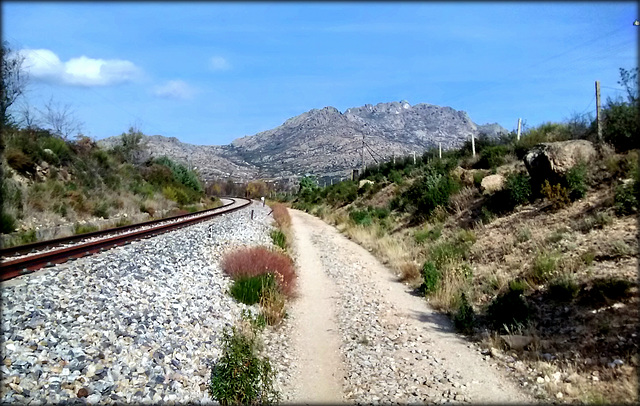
[20, 48, 141, 86]
[210, 56, 231, 71]
[153, 80, 196, 100]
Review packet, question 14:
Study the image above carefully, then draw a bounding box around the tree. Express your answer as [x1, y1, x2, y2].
[39, 97, 83, 139]
[1, 41, 28, 127]
[618, 67, 638, 104]
[120, 126, 144, 162]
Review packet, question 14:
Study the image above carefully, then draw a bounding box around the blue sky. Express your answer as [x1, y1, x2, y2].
[2, 2, 637, 146]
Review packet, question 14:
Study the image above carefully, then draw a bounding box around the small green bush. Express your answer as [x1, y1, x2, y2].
[453, 293, 475, 334]
[229, 274, 276, 306]
[614, 181, 637, 215]
[404, 169, 460, 218]
[548, 276, 580, 302]
[270, 229, 287, 250]
[92, 201, 110, 219]
[421, 261, 441, 294]
[475, 145, 509, 169]
[565, 163, 588, 201]
[487, 283, 530, 333]
[516, 227, 531, 243]
[349, 209, 372, 226]
[414, 225, 442, 244]
[209, 326, 279, 406]
[0, 212, 16, 234]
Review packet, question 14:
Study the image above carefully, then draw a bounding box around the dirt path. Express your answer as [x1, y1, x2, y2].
[287, 210, 346, 403]
[287, 209, 534, 403]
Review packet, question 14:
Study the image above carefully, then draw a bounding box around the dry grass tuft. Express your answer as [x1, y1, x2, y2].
[271, 203, 291, 229]
[397, 261, 421, 284]
[221, 246, 297, 296]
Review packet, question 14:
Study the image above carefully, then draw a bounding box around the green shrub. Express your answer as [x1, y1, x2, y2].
[349, 209, 372, 226]
[414, 225, 442, 244]
[487, 283, 530, 333]
[453, 293, 475, 334]
[565, 163, 588, 200]
[475, 145, 509, 169]
[388, 169, 404, 185]
[0, 212, 17, 234]
[270, 229, 287, 250]
[614, 181, 637, 215]
[209, 326, 279, 406]
[405, 169, 460, 218]
[548, 276, 580, 302]
[229, 274, 277, 306]
[421, 261, 441, 294]
[92, 201, 110, 219]
[602, 99, 639, 152]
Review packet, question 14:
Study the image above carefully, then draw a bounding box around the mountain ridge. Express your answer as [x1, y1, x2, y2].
[98, 101, 508, 181]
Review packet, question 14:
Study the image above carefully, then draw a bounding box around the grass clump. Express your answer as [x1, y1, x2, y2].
[74, 223, 99, 235]
[270, 203, 291, 228]
[229, 274, 276, 305]
[270, 229, 287, 250]
[414, 224, 442, 244]
[209, 325, 279, 406]
[530, 251, 559, 282]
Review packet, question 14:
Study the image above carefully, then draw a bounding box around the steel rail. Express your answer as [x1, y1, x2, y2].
[0, 198, 238, 258]
[1, 197, 252, 281]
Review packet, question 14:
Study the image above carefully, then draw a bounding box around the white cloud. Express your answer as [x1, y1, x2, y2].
[19, 48, 141, 86]
[210, 56, 231, 71]
[153, 80, 196, 100]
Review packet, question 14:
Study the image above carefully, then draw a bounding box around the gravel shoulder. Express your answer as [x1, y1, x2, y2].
[288, 208, 534, 404]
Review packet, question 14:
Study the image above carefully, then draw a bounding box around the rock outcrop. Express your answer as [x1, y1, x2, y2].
[524, 140, 596, 183]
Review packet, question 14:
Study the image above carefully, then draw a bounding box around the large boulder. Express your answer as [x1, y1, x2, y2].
[524, 140, 596, 183]
[359, 179, 374, 188]
[480, 174, 506, 195]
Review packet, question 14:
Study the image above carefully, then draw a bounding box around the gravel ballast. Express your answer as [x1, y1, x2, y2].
[1, 202, 285, 404]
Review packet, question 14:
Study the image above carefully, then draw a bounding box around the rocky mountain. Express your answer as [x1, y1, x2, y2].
[98, 101, 507, 182]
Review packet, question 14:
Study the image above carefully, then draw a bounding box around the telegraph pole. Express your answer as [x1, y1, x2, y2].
[439, 142, 442, 159]
[413, 151, 416, 165]
[516, 118, 522, 141]
[471, 134, 476, 157]
[361, 134, 365, 174]
[595, 80, 602, 143]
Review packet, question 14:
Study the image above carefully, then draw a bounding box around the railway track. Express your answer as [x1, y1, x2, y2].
[0, 197, 252, 281]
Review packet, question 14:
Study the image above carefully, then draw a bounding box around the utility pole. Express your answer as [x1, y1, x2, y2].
[439, 143, 442, 159]
[361, 134, 365, 174]
[516, 118, 522, 141]
[413, 151, 416, 165]
[595, 80, 602, 143]
[393, 153, 396, 165]
[471, 134, 476, 157]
